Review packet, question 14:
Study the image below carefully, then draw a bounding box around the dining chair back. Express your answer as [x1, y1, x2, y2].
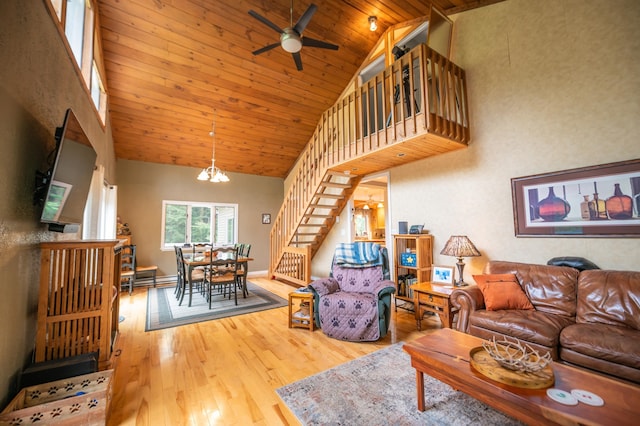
[176, 245, 206, 306]
[174, 246, 185, 299]
[235, 243, 251, 297]
[205, 246, 240, 308]
[120, 244, 136, 295]
[192, 243, 212, 259]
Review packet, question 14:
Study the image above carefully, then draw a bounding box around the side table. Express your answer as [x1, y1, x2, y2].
[288, 290, 314, 331]
[412, 282, 459, 330]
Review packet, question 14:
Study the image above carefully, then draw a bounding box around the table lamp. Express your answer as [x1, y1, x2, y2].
[440, 235, 481, 286]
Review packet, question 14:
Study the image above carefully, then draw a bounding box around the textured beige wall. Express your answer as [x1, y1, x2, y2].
[312, 0, 640, 278]
[0, 1, 117, 405]
[116, 160, 283, 276]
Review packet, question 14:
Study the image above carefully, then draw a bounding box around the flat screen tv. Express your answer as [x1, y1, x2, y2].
[35, 109, 97, 233]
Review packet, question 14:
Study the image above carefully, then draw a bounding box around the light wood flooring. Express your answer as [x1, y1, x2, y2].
[109, 277, 446, 425]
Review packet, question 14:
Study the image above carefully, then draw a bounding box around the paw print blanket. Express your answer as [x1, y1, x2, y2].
[309, 265, 386, 341]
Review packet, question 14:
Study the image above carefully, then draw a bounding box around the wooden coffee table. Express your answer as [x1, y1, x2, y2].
[403, 328, 639, 425]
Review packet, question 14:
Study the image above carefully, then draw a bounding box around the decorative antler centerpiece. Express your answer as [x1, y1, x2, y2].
[482, 337, 552, 373]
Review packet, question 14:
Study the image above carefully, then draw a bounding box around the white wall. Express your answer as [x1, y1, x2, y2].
[312, 0, 640, 279]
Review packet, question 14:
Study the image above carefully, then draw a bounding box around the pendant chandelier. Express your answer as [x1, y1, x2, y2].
[197, 112, 229, 183]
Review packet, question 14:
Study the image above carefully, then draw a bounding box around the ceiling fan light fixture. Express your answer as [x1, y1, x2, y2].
[369, 16, 377, 32]
[281, 29, 302, 53]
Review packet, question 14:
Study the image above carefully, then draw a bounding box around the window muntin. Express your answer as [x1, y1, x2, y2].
[161, 201, 238, 249]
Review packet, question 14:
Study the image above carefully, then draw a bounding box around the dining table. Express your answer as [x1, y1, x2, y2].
[182, 253, 253, 307]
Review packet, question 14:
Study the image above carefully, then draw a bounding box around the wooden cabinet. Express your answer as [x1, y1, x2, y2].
[393, 234, 433, 309]
[35, 240, 122, 370]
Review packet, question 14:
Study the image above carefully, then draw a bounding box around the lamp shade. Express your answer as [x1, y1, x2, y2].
[440, 235, 480, 258]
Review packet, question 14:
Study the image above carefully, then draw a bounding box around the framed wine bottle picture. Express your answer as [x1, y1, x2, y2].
[511, 159, 640, 237]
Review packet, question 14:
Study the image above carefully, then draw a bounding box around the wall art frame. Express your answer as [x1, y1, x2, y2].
[511, 159, 640, 237]
[262, 213, 271, 224]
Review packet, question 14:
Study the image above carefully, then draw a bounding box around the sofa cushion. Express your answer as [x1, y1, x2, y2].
[470, 309, 575, 349]
[560, 323, 640, 370]
[576, 269, 640, 330]
[473, 274, 534, 311]
[485, 261, 578, 317]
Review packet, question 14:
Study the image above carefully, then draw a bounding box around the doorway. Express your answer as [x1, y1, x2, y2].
[351, 173, 389, 247]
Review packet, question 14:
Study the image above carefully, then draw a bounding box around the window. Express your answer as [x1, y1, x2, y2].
[64, 0, 87, 68]
[91, 61, 106, 115]
[161, 201, 238, 249]
[46, 0, 107, 124]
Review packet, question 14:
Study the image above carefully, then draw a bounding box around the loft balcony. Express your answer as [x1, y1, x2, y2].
[269, 9, 470, 285]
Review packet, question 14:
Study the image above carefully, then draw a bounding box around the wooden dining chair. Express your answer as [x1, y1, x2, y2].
[236, 243, 251, 297]
[205, 246, 240, 308]
[174, 246, 185, 299]
[176, 246, 206, 306]
[120, 244, 136, 295]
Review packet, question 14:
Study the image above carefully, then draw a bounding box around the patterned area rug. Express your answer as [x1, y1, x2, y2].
[145, 282, 287, 331]
[277, 343, 523, 425]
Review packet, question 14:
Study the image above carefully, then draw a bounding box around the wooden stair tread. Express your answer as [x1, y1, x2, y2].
[320, 181, 352, 189]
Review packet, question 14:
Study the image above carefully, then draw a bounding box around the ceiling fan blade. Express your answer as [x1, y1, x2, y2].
[248, 10, 284, 34]
[302, 37, 339, 50]
[292, 52, 303, 71]
[293, 3, 317, 34]
[252, 42, 281, 56]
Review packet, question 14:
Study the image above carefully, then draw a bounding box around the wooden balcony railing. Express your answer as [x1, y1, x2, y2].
[270, 44, 470, 284]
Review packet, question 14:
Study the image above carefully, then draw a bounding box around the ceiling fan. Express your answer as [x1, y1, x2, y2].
[248, 1, 339, 71]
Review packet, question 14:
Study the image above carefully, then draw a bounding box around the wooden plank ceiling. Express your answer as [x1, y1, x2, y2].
[97, 0, 504, 178]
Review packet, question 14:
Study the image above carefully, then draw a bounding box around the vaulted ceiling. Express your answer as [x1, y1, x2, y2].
[97, 0, 504, 179]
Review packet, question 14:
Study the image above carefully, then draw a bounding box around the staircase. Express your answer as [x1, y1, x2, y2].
[270, 43, 470, 286]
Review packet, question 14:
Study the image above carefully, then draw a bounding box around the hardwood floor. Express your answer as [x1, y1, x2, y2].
[109, 277, 446, 425]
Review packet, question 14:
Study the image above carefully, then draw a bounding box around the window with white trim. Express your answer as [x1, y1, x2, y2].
[161, 201, 238, 249]
[46, 0, 107, 124]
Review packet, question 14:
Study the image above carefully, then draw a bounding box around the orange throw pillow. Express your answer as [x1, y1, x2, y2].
[473, 273, 534, 311]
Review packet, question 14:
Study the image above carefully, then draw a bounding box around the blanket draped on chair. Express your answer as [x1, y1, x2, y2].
[311, 266, 387, 341]
[333, 242, 382, 267]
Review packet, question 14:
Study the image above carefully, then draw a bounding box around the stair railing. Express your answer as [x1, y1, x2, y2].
[270, 44, 469, 282]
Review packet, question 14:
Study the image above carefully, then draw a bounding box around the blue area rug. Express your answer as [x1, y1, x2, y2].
[145, 281, 287, 331]
[277, 343, 522, 425]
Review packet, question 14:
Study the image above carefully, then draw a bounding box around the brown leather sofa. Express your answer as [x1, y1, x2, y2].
[451, 260, 640, 384]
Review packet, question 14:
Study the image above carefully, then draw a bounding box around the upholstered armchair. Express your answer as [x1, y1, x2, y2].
[309, 243, 396, 341]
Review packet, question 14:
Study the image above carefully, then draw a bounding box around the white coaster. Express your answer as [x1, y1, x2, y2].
[571, 389, 604, 407]
[546, 388, 578, 405]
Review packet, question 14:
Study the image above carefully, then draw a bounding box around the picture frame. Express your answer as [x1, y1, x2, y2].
[431, 265, 455, 285]
[261, 213, 271, 224]
[511, 159, 640, 237]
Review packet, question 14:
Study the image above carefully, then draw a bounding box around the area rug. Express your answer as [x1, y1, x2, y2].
[277, 343, 523, 425]
[145, 282, 287, 331]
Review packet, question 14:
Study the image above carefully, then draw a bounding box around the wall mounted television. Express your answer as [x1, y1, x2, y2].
[34, 109, 97, 233]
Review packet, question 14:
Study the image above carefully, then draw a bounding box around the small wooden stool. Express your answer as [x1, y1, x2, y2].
[288, 291, 314, 331]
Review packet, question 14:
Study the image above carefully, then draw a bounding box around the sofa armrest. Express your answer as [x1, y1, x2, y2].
[308, 277, 340, 297]
[372, 280, 396, 298]
[450, 286, 485, 333]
